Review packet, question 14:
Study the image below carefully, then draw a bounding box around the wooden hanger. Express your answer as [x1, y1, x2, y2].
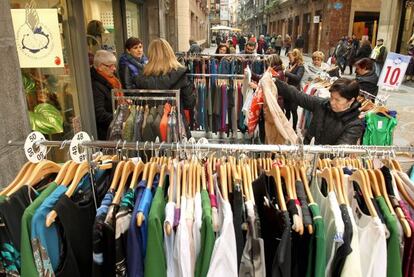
[374, 169, 394, 213]
[137, 162, 158, 226]
[349, 170, 378, 217]
[393, 172, 414, 209]
[201, 163, 207, 191]
[46, 161, 89, 227]
[1, 162, 34, 195]
[159, 163, 167, 189]
[60, 162, 79, 187]
[280, 165, 294, 200]
[331, 167, 345, 205]
[196, 163, 201, 193]
[112, 160, 135, 205]
[366, 169, 381, 198]
[226, 162, 233, 194]
[107, 161, 126, 193]
[176, 162, 182, 209]
[245, 163, 255, 203]
[336, 166, 349, 206]
[8, 160, 61, 196]
[220, 164, 229, 200]
[319, 167, 334, 193]
[52, 160, 72, 186]
[129, 159, 145, 189]
[265, 165, 287, 211]
[13, 163, 37, 189]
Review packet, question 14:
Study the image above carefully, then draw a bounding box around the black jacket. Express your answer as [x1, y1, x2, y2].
[295, 37, 305, 48]
[134, 67, 195, 109]
[355, 44, 372, 61]
[356, 70, 379, 96]
[275, 79, 364, 145]
[285, 64, 305, 89]
[91, 67, 114, 140]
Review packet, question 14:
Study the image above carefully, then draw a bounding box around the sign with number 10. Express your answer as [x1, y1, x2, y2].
[378, 52, 411, 90]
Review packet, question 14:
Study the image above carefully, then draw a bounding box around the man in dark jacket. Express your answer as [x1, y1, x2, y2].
[238, 35, 246, 52]
[295, 35, 305, 52]
[188, 39, 202, 54]
[355, 58, 379, 97]
[274, 77, 363, 145]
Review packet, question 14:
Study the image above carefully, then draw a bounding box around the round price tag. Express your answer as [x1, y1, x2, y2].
[70, 132, 91, 163]
[24, 131, 47, 163]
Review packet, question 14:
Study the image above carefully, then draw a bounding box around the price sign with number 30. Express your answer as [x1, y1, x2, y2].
[378, 52, 411, 90]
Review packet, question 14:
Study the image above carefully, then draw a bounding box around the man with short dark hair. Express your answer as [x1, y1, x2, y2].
[240, 41, 256, 54]
[188, 39, 202, 54]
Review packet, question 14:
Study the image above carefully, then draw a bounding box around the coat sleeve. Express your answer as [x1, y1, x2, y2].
[335, 121, 364, 145]
[274, 78, 323, 112]
[179, 74, 196, 109]
[92, 84, 113, 126]
[285, 65, 304, 84]
[118, 64, 134, 89]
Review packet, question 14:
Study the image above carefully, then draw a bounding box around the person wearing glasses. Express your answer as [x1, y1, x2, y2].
[91, 50, 122, 140]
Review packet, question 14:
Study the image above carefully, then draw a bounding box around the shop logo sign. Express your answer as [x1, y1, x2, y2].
[11, 2, 64, 68]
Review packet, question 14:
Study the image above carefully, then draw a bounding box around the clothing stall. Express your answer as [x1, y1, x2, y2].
[2, 133, 414, 277]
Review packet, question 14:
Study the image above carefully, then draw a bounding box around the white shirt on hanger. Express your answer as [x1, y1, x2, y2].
[164, 201, 178, 277]
[206, 179, 238, 277]
[310, 175, 345, 276]
[193, 191, 202, 258]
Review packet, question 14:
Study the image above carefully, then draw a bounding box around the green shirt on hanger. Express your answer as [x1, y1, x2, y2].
[144, 186, 166, 277]
[306, 203, 327, 277]
[20, 182, 58, 277]
[375, 196, 403, 277]
[362, 112, 397, 146]
[195, 189, 215, 277]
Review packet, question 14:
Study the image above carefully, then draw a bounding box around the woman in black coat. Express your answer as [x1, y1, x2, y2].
[134, 38, 195, 139]
[275, 77, 363, 145]
[355, 58, 379, 97]
[355, 39, 372, 62]
[284, 49, 305, 130]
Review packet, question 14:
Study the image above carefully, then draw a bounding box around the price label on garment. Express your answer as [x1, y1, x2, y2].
[24, 131, 47, 163]
[378, 52, 411, 90]
[70, 132, 91, 164]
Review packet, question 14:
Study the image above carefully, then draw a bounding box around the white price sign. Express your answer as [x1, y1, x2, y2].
[378, 52, 411, 90]
[70, 132, 91, 164]
[24, 131, 47, 163]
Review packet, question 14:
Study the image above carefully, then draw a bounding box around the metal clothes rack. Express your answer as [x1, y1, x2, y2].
[9, 139, 414, 156]
[187, 73, 245, 79]
[359, 89, 388, 105]
[176, 52, 272, 58]
[111, 89, 183, 142]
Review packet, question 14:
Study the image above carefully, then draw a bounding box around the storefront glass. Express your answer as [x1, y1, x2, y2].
[10, 0, 83, 161]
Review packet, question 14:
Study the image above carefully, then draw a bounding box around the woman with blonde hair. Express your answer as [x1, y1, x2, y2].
[284, 48, 305, 130]
[303, 50, 331, 84]
[134, 38, 195, 138]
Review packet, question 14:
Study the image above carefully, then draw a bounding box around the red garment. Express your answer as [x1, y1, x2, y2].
[232, 36, 237, 48]
[159, 103, 171, 142]
[248, 87, 264, 134]
[399, 200, 414, 277]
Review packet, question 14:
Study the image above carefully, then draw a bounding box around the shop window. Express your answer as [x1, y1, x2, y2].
[10, 0, 82, 161]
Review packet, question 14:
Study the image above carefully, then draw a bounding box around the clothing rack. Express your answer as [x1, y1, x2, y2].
[176, 52, 272, 58]
[359, 89, 388, 105]
[111, 89, 181, 113]
[187, 73, 245, 79]
[8, 139, 414, 156]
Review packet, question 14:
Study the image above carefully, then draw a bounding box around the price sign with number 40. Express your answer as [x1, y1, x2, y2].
[378, 52, 411, 90]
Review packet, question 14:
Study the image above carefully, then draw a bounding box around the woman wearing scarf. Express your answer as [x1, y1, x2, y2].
[91, 50, 123, 140]
[118, 37, 148, 89]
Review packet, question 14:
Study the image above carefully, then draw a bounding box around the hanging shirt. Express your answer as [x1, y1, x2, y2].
[351, 196, 387, 277]
[376, 196, 403, 277]
[92, 191, 115, 277]
[175, 196, 192, 276]
[0, 185, 38, 276]
[362, 112, 397, 146]
[195, 189, 215, 277]
[164, 201, 178, 277]
[160, 103, 172, 142]
[232, 182, 245, 268]
[31, 185, 68, 274]
[193, 191, 203, 260]
[123, 105, 137, 142]
[115, 188, 136, 276]
[310, 176, 345, 276]
[340, 206, 363, 277]
[145, 186, 166, 277]
[306, 203, 327, 277]
[239, 200, 266, 277]
[20, 182, 57, 277]
[399, 200, 414, 277]
[206, 178, 238, 277]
